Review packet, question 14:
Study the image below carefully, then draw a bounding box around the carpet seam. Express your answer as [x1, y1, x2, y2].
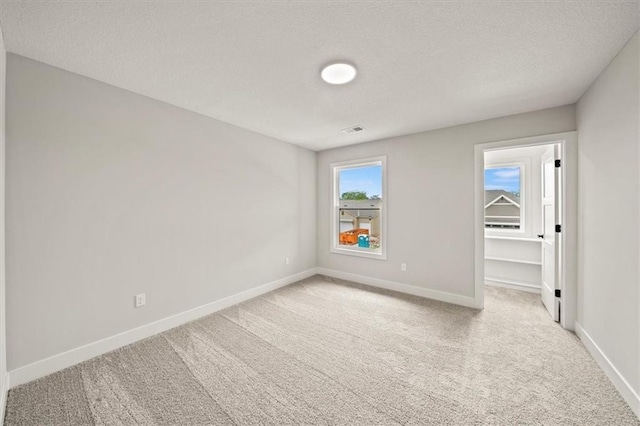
[217, 308, 405, 426]
[162, 334, 240, 426]
[209, 314, 381, 422]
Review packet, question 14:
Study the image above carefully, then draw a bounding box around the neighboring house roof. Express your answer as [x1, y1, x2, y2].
[341, 209, 380, 219]
[338, 199, 382, 208]
[485, 204, 520, 222]
[485, 190, 520, 208]
[339, 199, 381, 219]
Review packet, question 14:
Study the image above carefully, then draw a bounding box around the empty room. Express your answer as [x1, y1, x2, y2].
[0, 1, 638, 424]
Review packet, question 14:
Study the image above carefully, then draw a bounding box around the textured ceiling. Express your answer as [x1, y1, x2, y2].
[0, 1, 638, 151]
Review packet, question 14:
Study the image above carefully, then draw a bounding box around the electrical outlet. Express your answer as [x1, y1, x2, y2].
[135, 293, 146, 308]
[400, 263, 407, 272]
[285, 257, 290, 265]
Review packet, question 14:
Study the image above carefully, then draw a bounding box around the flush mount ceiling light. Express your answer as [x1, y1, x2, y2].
[321, 62, 357, 85]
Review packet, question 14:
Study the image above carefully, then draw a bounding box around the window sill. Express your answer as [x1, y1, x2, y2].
[330, 246, 387, 260]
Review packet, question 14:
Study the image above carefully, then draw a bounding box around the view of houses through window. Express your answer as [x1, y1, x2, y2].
[337, 163, 382, 252]
[485, 166, 522, 229]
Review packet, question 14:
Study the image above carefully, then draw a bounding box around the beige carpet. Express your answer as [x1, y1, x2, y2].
[5, 275, 638, 425]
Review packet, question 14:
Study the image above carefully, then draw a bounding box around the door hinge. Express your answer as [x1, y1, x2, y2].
[555, 224, 561, 233]
[555, 159, 561, 168]
[555, 289, 561, 298]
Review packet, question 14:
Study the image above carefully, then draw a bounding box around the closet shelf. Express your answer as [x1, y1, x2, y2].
[484, 256, 542, 266]
[485, 236, 541, 242]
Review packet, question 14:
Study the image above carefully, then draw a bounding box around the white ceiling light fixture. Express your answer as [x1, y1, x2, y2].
[321, 62, 357, 85]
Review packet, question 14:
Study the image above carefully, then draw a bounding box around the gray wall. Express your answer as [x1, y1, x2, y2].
[576, 31, 639, 396]
[6, 54, 316, 370]
[0, 25, 7, 414]
[317, 105, 576, 297]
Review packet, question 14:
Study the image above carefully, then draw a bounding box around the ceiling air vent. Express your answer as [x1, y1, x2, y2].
[341, 125, 365, 134]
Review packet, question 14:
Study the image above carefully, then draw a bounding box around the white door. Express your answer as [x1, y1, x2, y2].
[540, 148, 559, 321]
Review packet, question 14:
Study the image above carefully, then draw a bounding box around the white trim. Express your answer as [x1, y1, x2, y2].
[575, 322, 640, 418]
[316, 267, 476, 308]
[485, 278, 541, 294]
[485, 236, 541, 242]
[484, 256, 542, 266]
[0, 372, 7, 423]
[330, 156, 387, 261]
[484, 222, 521, 228]
[8, 268, 317, 388]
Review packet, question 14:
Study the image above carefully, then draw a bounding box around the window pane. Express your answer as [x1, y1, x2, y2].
[338, 207, 380, 249]
[485, 166, 521, 229]
[339, 165, 382, 201]
[337, 164, 382, 251]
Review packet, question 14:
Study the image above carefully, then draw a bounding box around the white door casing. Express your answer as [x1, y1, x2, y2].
[475, 132, 577, 328]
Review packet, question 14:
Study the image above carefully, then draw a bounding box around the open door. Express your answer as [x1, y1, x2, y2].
[540, 147, 560, 321]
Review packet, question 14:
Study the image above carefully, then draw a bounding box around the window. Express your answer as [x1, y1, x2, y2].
[331, 156, 386, 259]
[484, 165, 522, 230]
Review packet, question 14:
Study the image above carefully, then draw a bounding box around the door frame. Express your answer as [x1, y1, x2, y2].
[474, 131, 578, 330]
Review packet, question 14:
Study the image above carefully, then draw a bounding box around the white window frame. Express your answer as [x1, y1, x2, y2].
[330, 156, 387, 260]
[484, 162, 525, 234]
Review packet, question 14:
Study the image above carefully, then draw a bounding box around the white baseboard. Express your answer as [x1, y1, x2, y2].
[575, 322, 639, 418]
[485, 278, 541, 294]
[0, 371, 7, 423]
[8, 268, 317, 389]
[316, 267, 476, 308]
